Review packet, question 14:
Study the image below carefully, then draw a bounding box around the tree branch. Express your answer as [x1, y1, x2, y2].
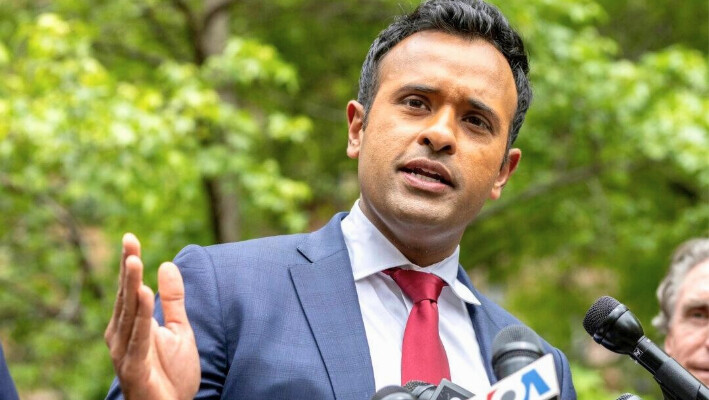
[202, 176, 240, 243]
[475, 162, 634, 223]
[0, 174, 105, 322]
[93, 41, 167, 67]
[169, 0, 205, 64]
[140, 6, 190, 61]
[45, 196, 105, 300]
[0, 278, 66, 321]
[203, 0, 237, 29]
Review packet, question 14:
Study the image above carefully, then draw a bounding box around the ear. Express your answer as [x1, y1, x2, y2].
[489, 148, 521, 200]
[346, 100, 365, 159]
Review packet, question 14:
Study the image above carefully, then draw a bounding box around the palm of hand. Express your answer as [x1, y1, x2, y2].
[106, 234, 201, 400]
[120, 320, 200, 400]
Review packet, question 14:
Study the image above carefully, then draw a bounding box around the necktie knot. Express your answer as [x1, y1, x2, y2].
[385, 268, 446, 304]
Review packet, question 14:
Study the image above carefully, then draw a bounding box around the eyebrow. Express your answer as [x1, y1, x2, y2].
[393, 84, 438, 97]
[467, 98, 501, 129]
[394, 84, 502, 130]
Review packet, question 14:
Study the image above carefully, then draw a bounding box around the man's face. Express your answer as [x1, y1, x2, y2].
[346, 31, 520, 264]
[665, 259, 709, 384]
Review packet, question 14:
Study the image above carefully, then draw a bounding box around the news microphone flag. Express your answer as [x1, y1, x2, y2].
[483, 354, 559, 400]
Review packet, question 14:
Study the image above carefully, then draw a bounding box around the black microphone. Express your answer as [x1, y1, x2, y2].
[404, 379, 474, 399]
[617, 393, 642, 400]
[492, 325, 545, 380]
[583, 296, 709, 400]
[370, 385, 416, 400]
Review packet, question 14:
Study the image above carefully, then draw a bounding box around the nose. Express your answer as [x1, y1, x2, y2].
[416, 107, 457, 154]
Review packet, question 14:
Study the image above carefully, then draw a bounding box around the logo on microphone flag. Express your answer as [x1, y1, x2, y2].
[484, 354, 559, 400]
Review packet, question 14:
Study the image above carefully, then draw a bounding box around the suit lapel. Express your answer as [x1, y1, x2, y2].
[456, 267, 500, 384]
[290, 213, 376, 399]
[288, 214, 505, 395]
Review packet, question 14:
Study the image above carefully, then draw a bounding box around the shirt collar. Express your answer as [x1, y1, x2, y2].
[341, 200, 480, 305]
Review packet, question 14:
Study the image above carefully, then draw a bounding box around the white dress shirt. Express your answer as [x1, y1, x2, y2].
[340, 200, 491, 394]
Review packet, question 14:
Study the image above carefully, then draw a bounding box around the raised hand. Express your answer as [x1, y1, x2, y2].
[105, 233, 200, 400]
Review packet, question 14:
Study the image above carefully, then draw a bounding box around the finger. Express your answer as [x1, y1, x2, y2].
[157, 262, 189, 328]
[124, 284, 155, 367]
[106, 233, 142, 340]
[120, 233, 142, 293]
[112, 254, 144, 358]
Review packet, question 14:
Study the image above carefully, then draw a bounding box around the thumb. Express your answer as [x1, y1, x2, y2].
[157, 262, 189, 328]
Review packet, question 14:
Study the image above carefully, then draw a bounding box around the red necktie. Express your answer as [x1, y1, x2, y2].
[385, 268, 451, 385]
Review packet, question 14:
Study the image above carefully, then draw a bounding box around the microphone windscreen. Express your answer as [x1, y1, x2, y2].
[403, 380, 433, 392]
[492, 325, 545, 380]
[583, 295, 620, 335]
[492, 325, 544, 356]
[616, 393, 642, 400]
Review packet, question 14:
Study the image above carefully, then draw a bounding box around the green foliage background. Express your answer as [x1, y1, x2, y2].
[0, 0, 706, 399]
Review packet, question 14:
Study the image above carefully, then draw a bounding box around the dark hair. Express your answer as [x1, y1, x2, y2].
[357, 0, 531, 147]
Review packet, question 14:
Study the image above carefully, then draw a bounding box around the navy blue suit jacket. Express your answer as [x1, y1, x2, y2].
[0, 342, 19, 400]
[107, 213, 576, 399]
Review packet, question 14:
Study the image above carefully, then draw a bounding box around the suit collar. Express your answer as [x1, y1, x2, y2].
[290, 213, 376, 398]
[296, 212, 350, 263]
[340, 204, 479, 305]
[291, 214, 502, 392]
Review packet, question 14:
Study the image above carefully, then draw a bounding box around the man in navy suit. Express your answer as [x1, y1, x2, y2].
[105, 1, 577, 399]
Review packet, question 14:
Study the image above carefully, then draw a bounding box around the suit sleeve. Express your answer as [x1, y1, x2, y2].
[551, 347, 577, 400]
[0, 342, 19, 400]
[106, 245, 228, 400]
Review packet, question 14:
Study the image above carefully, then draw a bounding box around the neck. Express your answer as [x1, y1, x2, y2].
[368, 215, 463, 267]
[392, 238, 459, 267]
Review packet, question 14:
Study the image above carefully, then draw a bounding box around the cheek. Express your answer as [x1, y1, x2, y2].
[360, 126, 405, 163]
[668, 327, 705, 357]
[360, 141, 395, 169]
[460, 148, 504, 184]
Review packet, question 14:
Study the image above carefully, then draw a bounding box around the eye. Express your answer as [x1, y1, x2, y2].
[402, 96, 428, 110]
[464, 114, 492, 131]
[689, 309, 709, 320]
[682, 307, 709, 327]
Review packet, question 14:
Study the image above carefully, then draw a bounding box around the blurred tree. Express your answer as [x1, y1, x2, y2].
[595, 0, 708, 59]
[0, 0, 706, 399]
[0, 1, 311, 398]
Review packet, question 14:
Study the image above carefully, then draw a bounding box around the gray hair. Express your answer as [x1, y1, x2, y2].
[652, 238, 709, 335]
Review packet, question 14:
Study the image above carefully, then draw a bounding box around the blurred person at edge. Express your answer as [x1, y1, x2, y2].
[103, 1, 578, 399]
[0, 342, 19, 400]
[653, 238, 709, 385]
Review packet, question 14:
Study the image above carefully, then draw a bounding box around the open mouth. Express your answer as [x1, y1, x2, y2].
[401, 166, 452, 186]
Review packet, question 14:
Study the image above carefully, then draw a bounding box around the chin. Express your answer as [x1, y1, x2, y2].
[391, 200, 470, 231]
